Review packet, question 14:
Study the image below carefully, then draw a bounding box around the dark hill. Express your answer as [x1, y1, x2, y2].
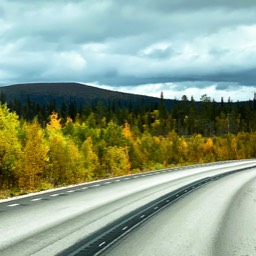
[0, 82, 174, 109]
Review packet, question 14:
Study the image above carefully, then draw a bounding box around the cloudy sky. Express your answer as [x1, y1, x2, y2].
[0, 0, 256, 101]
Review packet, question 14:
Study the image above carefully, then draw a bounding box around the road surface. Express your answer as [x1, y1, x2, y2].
[0, 160, 255, 255]
[103, 165, 256, 256]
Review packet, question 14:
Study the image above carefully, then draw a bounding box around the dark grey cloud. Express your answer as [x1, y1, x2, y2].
[147, 0, 256, 11]
[0, 0, 255, 100]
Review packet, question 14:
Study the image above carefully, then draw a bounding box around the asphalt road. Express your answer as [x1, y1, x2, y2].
[103, 165, 256, 256]
[0, 160, 255, 256]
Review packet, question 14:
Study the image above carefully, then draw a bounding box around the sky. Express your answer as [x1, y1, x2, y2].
[0, 0, 256, 102]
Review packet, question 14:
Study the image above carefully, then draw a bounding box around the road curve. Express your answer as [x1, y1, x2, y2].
[103, 166, 256, 256]
[0, 160, 255, 256]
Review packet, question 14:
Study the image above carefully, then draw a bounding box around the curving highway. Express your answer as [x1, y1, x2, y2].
[0, 160, 256, 256]
[103, 164, 256, 256]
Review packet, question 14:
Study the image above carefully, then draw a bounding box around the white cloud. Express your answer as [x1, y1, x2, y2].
[91, 82, 255, 102]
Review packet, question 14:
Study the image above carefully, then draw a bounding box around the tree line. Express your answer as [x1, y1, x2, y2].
[2, 92, 256, 136]
[0, 99, 256, 198]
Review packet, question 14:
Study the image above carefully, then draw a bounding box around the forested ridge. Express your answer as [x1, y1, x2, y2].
[0, 91, 256, 199]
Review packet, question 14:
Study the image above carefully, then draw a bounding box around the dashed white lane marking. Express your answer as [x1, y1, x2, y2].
[115, 180, 120, 182]
[92, 184, 100, 187]
[154, 207, 158, 210]
[8, 203, 20, 207]
[122, 226, 128, 231]
[99, 242, 106, 247]
[82, 187, 88, 190]
[31, 198, 42, 201]
[124, 178, 130, 180]
[67, 190, 75, 193]
[50, 194, 59, 197]
[104, 182, 111, 185]
[140, 215, 145, 218]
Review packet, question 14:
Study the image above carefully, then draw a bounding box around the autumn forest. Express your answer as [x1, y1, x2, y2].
[0, 93, 256, 198]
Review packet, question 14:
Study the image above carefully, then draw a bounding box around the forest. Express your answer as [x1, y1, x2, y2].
[0, 93, 256, 198]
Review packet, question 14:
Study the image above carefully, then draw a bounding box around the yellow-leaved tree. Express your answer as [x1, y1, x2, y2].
[17, 120, 49, 192]
[203, 138, 215, 162]
[102, 146, 130, 177]
[47, 112, 62, 130]
[0, 104, 21, 193]
[47, 114, 85, 185]
[81, 137, 99, 181]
